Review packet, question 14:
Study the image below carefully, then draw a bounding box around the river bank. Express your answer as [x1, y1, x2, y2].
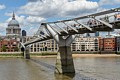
[72, 54, 120, 58]
[31, 54, 120, 58]
[0, 52, 120, 58]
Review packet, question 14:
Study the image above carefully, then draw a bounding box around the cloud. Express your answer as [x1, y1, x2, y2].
[14, 0, 99, 35]
[99, 0, 120, 6]
[19, 0, 99, 18]
[3, 0, 101, 36]
[5, 12, 46, 35]
[24, 16, 46, 35]
[0, 13, 25, 36]
[27, 26, 39, 35]
[5, 12, 46, 24]
[5, 13, 26, 26]
[0, 22, 8, 36]
[0, 4, 6, 10]
[26, 16, 46, 24]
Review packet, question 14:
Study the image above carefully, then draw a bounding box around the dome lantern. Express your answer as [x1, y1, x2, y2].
[8, 12, 19, 27]
[12, 11, 15, 20]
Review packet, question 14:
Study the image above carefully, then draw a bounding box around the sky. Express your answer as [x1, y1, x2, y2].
[0, 0, 120, 36]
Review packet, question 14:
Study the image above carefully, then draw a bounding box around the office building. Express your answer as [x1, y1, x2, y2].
[71, 36, 99, 52]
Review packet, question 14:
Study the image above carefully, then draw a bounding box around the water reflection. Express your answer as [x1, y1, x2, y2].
[55, 73, 75, 80]
[30, 58, 55, 70]
[0, 57, 120, 80]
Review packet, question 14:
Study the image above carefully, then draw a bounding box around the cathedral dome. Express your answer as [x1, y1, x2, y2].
[8, 19, 19, 26]
[8, 12, 19, 27]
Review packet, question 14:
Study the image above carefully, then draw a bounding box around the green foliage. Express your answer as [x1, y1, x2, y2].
[0, 54, 22, 57]
[14, 47, 19, 52]
[30, 52, 57, 56]
[1, 45, 7, 52]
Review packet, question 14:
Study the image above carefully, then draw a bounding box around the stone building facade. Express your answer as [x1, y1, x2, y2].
[22, 36, 58, 53]
[71, 36, 99, 52]
[6, 12, 21, 37]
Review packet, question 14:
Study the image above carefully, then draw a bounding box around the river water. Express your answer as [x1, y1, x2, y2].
[0, 57, 120, 80]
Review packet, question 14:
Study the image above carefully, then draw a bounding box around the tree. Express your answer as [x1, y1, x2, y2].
[1, 45, 7, 52]
[14, 47, 19, 52]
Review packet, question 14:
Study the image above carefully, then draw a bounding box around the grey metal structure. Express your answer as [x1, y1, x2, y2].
[22, 7, 120, 74]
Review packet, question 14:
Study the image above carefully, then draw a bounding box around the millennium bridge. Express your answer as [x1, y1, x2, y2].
[21, 7, 120, 74]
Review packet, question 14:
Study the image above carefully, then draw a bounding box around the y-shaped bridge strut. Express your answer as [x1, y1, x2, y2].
[21, 7, 120, 74]
[43, 23, 76, 73]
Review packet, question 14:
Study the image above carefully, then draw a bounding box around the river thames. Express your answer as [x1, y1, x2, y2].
[0, 57, 120, 80]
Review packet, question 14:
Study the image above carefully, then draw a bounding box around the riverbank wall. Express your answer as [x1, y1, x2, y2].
[0, 52, 57, 57]
[0, 51, 120, 58]
[72, 51, 118, 54]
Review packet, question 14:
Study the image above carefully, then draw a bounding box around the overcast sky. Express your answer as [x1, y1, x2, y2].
[0, 0, 120, 35]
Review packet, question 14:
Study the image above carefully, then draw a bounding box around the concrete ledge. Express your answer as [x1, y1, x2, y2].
[0, 52, 22, 54]
[72, 54, 120, 58]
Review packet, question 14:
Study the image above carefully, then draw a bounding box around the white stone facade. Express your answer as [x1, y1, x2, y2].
[22, 36, 58, 53]
[71, 36, 99, 52]
[23, 36, 99, 53]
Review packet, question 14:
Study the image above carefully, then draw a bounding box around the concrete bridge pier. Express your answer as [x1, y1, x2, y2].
[44, 23, 76, 74]
[20, 42, 30, 59]
[24, 46, 30, 59]
[55, 36, 75, 74]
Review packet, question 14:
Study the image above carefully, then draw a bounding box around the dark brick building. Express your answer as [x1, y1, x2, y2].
[0, 39, 19, 52]
[103, 38, 116, 51]
[115, 36, 120, 54]
[99, 37, 116, 53]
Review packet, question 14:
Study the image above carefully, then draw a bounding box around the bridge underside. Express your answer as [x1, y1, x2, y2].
[54, 21, 120, 36]
[23, 21, 120, 74]
[22, 7, 120, 74]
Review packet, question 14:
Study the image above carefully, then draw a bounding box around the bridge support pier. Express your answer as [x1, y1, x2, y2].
[24, 46, 30, 59]
[55, 36, 75, 74]
[44, 23, 76, 74]
[55, 46, 75, 73]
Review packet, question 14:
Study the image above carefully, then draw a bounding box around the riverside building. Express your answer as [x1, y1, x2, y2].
[115, 36, 120, 53]
[99, 36, 116, 53]
[0, 38, 19, 52]
[22, 36, 58, 53]
[71, 36, 99, 53]
[23, 36, 100, 53]
[0, 12, 21, 52]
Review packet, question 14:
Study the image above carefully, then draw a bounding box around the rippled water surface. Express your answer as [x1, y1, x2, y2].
[0, 57, 120, 80]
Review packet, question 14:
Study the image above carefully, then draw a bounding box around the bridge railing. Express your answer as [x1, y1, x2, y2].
[24, 7, 120, 46]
